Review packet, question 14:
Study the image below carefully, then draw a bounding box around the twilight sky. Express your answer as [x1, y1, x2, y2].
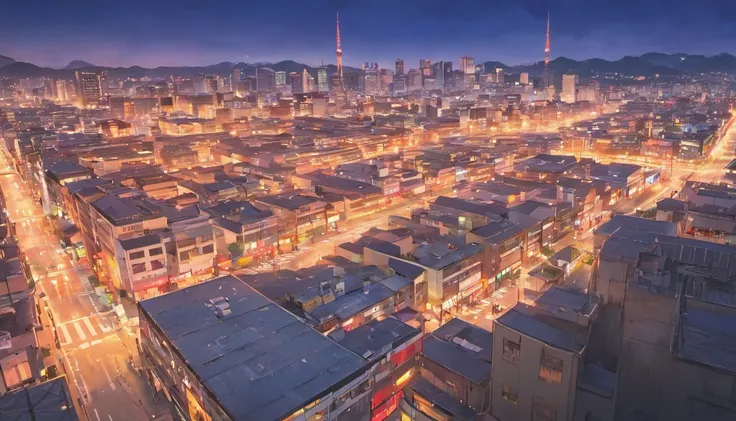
[3, 0, 736, 69]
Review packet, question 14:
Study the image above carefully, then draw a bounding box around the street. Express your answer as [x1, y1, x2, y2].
[0, 147, 173, 420]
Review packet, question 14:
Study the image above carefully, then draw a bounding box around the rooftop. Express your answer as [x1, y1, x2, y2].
[139, 275, 366, 421]
[337, 318, 420, 361]
[308, 282, 395, 324]
[432, 318, 493, 363]
[676, 301, 736, 374]
[495, 302, 590, 354]
[406, 377, 477, 421]
[422, 335, 492, 384]
[414, 242, 484, 271]
[0, 376, 78, 421]
[595, 214, 678, 238]
[118, 233, 161, 251]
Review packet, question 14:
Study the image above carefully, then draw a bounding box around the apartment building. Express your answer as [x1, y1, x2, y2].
[256, 192, 328, 251]
[492, 287, 600, 421]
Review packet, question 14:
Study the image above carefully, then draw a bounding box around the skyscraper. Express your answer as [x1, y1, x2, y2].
[443, 62, 454, 88]
[495, 68, 505, 85]
[75, 70, 103, 107]
[302, 69, 312, 93]
[561, 74, 578, 103]
[520, 72, 529, 85]
[420, 59, 431, 77]
[395, 59, 405, 77]
[290, 72, 302, 94]
[275, 71, 287, 88]
[232, 68, 243, 91]
[460, 56, 475, 88]
[432, 62, 445, 88]
[256, 68, 276, 92]
[317, 67, 328, 92]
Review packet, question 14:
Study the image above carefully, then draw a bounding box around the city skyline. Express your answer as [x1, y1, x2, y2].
[3, 0, 736, 68]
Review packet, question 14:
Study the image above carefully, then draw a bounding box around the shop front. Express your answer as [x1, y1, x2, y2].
[133, 274, 170, 301]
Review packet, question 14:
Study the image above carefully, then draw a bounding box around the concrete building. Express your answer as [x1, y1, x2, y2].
[138, 275, 372, 421]
[492, 287, 601, 421]
[75, 70, 104, 107]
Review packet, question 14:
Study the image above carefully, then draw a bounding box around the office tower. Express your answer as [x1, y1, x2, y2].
[380, 69, 394, 94]
[495, 68, 505, 85]
[407, 69, 423, 92]
[317, 67, 328, 92]
[193, 75, 209, 94]
[232, 68, 243, 91]
[364, 67, 379, 95]
[256, 68, 276, 92]
[275, 71, 287, 88]
[56, 80, 68, 102]
[75, 70, 103, 107]
[289, 72, 302, 94]
[420, 59, 431, 77]
[520, 72, 529, 85]
[431, 62, 444, 88]
[343, 72, 359, 91]
[561, 74, 578, 103]
[395, 59, 405, 77]
[460, 56, 475, 87]
[302, 69, 312, 93]
[392, 76, 406, 94]
[443, 62, 454, 88]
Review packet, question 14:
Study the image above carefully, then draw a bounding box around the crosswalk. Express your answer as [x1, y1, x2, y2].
[57, 315, 113, 347]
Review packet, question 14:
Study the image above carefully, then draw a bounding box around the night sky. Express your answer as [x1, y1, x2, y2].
[3, 0, 736, 69]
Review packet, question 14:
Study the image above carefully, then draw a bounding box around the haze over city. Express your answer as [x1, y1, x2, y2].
[3, 0, 736, 67]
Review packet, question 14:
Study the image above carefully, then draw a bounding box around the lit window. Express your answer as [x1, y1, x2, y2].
[538, 350, 563, 384]
[502, 384, 518, 404]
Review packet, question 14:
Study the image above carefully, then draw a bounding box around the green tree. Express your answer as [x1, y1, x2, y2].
[227, 242, 244, 258]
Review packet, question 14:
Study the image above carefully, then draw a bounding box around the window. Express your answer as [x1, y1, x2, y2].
[533, 397, 557, 421]
[201, 244, 214, 255]
[539, 351, 563, 384]
[149, 247, 163, 256]
[502, 385, 518, 404]
[150, 260, 165, 270]
[502, 338, 520, 365]
[132, 263, 147, 274]
[129, 251, 145, 260]
[179, 250, 190, 262]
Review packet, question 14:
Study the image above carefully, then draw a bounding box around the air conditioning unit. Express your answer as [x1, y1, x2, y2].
[0, 330, 11, 350]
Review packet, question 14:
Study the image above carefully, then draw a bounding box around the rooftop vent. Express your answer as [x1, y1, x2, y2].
[210, 297, 231, 319]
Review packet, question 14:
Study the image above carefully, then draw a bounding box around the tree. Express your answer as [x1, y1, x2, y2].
[227, 242, 244, 258]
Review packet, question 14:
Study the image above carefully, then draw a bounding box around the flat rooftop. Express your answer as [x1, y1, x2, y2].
[676, 302, 736, 374]
[337, 318, 420, 361]
[496, 302, 590, 354]
[139, 275, 366, 421]
[0, 376, 78, 421]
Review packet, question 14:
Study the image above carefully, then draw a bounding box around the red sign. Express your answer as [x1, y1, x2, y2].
[134, 275, 169, 292]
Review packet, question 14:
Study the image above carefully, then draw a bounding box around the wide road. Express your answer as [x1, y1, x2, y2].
[0, 147, 174, 421]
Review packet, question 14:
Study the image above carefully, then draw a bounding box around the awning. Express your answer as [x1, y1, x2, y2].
[133, 275, 169, 292]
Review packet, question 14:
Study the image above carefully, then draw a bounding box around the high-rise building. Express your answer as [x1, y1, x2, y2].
[443, 62, 454, 88]
[232, 68, 243, 91]
[520, 72, 529, 85]
[275, 71, 287, 88]
[495, 68, 505, 85]
[289, 72, 302, 94]
[256, 68, 276, 92]
[379, 69, 394, 94]
[395, 59, 405, 77]
[364, 68, 379, 95]
[561, 74, 578, 103]
[75, 70, 103, 107]
[317, 67, 328, 92]
[460, 56, 475, 88]
[420, 59, 431, 77]
[407, 69, 423, 92]
[431, 62, 445, 88]
[302, 69, 313, 93]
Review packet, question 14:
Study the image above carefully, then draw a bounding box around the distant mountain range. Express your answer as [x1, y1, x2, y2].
[1, 53, 736, 79]
[482, 52, 736, 77]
